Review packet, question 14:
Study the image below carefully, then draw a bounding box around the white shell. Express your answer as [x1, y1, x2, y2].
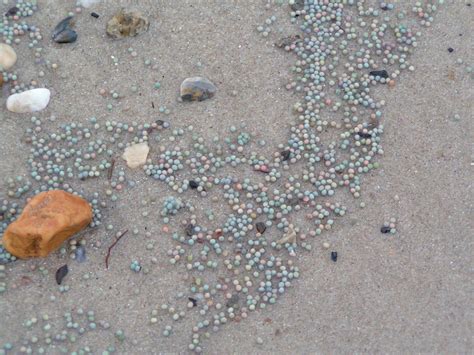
[77, 0, 101, 8]
[122, 142, 149, 169]
[6, 88, 51, 113]
[0, 43, 17, 70]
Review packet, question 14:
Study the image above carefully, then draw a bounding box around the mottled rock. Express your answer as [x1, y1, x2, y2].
[180, 77, 216, 102]
[53, 28, 77, 44]
[106, 9, 149, 39]
[122, 142, 149, 168]
[52, 16, 77, 44]
[6, 88, 51, 113]
[2, 190, 93, 258]
[0, 43, 17, 70]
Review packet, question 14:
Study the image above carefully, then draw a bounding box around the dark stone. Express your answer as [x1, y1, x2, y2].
[331, 251, 338, 262]
[369, 70, 389, 79]
[185, 224, 195, 236]
[226, 294, 239, 308]
[381, 226, 391, 234]
[281, 150, 291, 161]
[55, 264, 68, 285]
[448, 47, 454, 53]
[357, 132, 372, 139]
[5, 6, 19, 17]
[52, 16, 74, 37]
[91, 12, 100, 18]
[189, 180, 199, 189]
[256, 222, 266, 234]
[188, 297, 198, 307]
[53, 29, 78, 44]
[52, 17, 77, 44]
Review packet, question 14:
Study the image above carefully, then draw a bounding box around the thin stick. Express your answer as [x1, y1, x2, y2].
[108, 158, 116, 180]
[105, 229, 128, 269]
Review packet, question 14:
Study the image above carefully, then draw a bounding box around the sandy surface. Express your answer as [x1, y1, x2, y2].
[0, 0, 473, 354]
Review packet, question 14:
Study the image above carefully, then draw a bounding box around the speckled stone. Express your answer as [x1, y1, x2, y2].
[106, 9, 150, 39]
[180, 77, 216, 102]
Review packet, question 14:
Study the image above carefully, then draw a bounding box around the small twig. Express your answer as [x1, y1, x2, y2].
[107, 158, 116, 180]
[105, 229, 128, 269]
[151, 101, 155, 109]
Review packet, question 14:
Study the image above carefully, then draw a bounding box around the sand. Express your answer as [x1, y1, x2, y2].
[0, 1, 472, 354]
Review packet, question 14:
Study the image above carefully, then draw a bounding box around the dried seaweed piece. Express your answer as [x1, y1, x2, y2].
[105, 230, 128, 269]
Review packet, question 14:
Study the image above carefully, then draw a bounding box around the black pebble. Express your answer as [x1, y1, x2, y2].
[331, 251, 338, 262]
[281, 150, 291, 161]
[5, 6, 19, 16]
[256, 222, 267, 234]
[91, 12, 100, 18]
[448, 47, 454, 53]
[381, 226, 391, 234]
[189, 180, 199, 189]
[369, 70, 389, 79]
[185, 224, 195, 236]
[358, 132, 372, 139]
[188, 297, 198, 307]
[55, 264, 68, 285]
[226, 294, 240, 308]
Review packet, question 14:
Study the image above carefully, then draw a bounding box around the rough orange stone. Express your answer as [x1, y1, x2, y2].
[2, 190, 92, 258]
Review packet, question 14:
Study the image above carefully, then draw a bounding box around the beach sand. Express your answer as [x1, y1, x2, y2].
[0, 1, 472, 353]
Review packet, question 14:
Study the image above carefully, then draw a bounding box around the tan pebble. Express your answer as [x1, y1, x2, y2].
[122, 142, 149, 169]
[0, 43, 17, 70]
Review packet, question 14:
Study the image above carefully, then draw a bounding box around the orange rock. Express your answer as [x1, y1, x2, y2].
[2, 190, 92, 258]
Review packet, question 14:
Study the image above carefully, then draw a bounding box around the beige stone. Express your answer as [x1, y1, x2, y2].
[122, 142, 149, 169]
[0, 43, 17, 70]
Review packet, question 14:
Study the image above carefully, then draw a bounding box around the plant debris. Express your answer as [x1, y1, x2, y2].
[105, 229, 129, 269]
